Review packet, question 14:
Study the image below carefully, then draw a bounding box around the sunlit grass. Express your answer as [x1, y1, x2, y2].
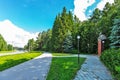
[52, 53, 74, 56]
[0, 51, 15, 53]
[46, 57, 86, 80]
[0, 52, 42, 71]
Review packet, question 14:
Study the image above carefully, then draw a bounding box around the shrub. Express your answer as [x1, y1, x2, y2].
[100, 49, 120, 80]
[71, 49, 78, 54]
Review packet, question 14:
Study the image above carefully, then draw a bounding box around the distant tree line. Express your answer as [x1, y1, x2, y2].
[0, 34, 13, 51]
[25, 0, 120, 53]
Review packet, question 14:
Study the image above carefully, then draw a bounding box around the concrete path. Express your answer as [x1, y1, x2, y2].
[74, 54, 113, 80]
[0, 51, 25, 56]
[0, 52, 52, 80]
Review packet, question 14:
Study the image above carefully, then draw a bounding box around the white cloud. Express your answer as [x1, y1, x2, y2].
[74, 0, 95, 21]
[74, 0, 114, 21]
[97, 0, 114, 10]
[0, 20, 39, 48]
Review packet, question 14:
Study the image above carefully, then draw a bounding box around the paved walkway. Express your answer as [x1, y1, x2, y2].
[0, 51, 25, 56]
[0, 52, 52, 80]
[74, 54, 113, 80]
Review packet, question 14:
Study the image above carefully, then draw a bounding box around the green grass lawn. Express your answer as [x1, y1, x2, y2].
[46, 57, 86, 80]
[0, 52, 42, 71]
[0, 51, 15, 53]
[52, 53, 74, 56]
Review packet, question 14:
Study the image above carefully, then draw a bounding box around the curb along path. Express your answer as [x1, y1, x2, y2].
[74, 55, 113, 80]
[0, 52, 52, 80]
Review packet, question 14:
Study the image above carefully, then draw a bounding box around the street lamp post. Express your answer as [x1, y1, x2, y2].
[102, 41, 105, 51]
[87, 43, 89, 53]
[77, 35, 80, 64]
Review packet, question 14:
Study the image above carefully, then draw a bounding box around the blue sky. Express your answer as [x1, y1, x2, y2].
[85, 0, 101, 17]
[0, 0, 74, 32]
[0, 0, 114, 33]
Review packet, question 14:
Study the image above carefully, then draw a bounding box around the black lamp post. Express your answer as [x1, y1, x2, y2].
[87, 43, 89, 53]
[77, 35, 80, 64]
[102, 40, 105, 51]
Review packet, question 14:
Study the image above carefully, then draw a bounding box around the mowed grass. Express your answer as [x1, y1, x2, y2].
[0, 51, 15, 53]
[0, 52, 42, 71]
[46, 57, 86, 80]
[52, 53, 74, 56]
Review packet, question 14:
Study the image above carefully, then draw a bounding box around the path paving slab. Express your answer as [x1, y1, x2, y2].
[0, 52, 52, 80]
[74, 55, 113, 80]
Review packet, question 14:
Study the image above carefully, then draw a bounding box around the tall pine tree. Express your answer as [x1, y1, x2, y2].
[63, 31, 73, 53]
[51, 7, 73, 52]
[109, 19, 120, 48]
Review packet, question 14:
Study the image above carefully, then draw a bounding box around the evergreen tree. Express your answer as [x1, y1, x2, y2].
[26, 38, 35, 51]
[63, 31, 73, 53]
[51, 7, 73, 52]
[51, 15, 61, 52]
[109, 19, 120, 48]
[27, 1, 120, 53]
[72, 15, 81, 49]
[0, 34, 7, 51]
[7, 44, 13, 51]
[41, 29, 52, 51]
[46, 29, 52, 51]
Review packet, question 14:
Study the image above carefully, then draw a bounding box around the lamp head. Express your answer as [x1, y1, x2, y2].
[77, 35, 80, 39]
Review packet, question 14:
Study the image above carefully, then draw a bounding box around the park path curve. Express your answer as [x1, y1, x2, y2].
[74, 54, 113, 80]
[0, 52, 52, 80]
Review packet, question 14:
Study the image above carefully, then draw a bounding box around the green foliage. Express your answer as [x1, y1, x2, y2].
[63, 31, 73, 53]
[7, 44, 13, 51]
[100, 49, 120, 79]
[51, 7, 74, 52]
[25, 1, 120, 54]
[25, 38, 35, 51]
[0, 52, 42, 71]
[0, 34, 14, 51]
[109, 19, 120, 48]
[38, 29, 52, 51]
[78, 21, 99, 53]
[46, 57, 86, 80]
[0, 34, 8, 51]
[24, 29, 52, 51]
[71, 49, 78, 54]
[115, 66, 120, 73]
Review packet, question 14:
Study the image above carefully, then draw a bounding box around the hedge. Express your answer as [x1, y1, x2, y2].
[100, 49, 120, 80]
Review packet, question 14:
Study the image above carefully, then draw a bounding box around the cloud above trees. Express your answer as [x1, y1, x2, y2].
[0, 20, 38, 48]
[74, 0, 114, 21]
